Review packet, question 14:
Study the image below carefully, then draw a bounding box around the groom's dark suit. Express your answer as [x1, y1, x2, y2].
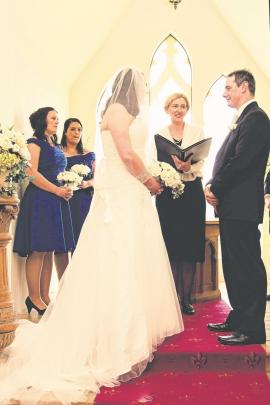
[265, 170, 270, 195]
[265, 170, 270, 234]
[209, 101, 270, 340]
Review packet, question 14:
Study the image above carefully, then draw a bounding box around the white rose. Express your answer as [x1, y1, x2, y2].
[12, 144, 20, 153]
[71, 164, 91, 176]
[0, 139, 13, 150]
[161, 171, 171, 181]
[19, 147, 31, 160]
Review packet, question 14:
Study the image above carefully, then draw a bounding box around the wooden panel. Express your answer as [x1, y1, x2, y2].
[192, 220, 221, 302]
[0, 196, 19, 350]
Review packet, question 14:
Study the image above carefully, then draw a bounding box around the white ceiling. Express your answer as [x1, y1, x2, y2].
[13, 0, 270, 87]
[14, 0, 132, 87]
[211, 0, 270, 80]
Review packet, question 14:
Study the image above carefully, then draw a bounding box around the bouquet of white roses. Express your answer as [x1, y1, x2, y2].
[0, 124, 31, 196]
[70, 164, 91, 178]
[57, 170, 83, 191]
[149, 160, 185, 199]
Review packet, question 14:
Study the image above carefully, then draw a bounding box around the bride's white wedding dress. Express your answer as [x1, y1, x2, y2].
[0, 118, 183, 404]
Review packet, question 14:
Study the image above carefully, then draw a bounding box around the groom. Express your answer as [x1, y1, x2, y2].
[264, 170, 270, 301]
[205, 69, 270, 345]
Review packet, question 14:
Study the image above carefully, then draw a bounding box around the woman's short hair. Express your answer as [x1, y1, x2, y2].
[228, 69, 255, 95]
[164, 93, 190, 112]
[29, 107, 57, 144]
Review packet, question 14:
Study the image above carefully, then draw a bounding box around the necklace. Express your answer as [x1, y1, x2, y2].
[173, 138, 182, 146]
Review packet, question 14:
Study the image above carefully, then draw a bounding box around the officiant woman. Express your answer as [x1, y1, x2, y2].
[155, 93, 206, 315]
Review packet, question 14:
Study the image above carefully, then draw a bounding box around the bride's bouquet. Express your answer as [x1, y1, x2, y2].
[57, 170, 83, 191]
[70, 164, 91, 179]
[149, 160, 185, 199]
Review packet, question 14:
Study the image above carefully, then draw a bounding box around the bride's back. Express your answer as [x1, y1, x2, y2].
[95, 117, 147, 190]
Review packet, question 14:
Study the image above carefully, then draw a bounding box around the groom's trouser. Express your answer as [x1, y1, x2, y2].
[219, 219, 267, 339]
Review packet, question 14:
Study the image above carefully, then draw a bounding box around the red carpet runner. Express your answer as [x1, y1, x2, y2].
[95, 299, 270, 405]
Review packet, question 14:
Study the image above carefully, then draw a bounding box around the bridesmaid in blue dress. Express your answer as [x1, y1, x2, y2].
[60, 118, 95, 246]
[13, 107, 75, 314]
[54, 118, 95, 278]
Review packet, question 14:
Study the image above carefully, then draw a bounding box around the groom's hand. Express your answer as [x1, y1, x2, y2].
[204, 184, 219, 207]
[265, 195, 270, 210]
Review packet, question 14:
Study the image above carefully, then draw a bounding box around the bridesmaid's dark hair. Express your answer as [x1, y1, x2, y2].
[29, 107, 58, 144]
[61, 118, 84, 155]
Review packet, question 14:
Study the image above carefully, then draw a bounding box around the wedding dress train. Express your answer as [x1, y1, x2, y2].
[0, 117, 183, 404]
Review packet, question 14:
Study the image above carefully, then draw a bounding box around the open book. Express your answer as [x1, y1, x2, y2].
[154, 134, 212, 163]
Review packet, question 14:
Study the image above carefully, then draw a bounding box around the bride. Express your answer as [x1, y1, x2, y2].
[0, 67, 183, 404]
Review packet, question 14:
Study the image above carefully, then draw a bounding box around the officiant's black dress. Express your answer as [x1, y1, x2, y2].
[156, 129, 205, 263]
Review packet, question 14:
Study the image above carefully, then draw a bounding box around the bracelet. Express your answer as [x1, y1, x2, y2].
[136, 170, 152, 184]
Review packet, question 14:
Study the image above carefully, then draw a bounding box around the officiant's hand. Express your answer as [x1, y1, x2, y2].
[171, 154, 192, 172]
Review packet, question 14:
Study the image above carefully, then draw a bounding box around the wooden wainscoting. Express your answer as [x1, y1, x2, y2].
[192, 220, 221, 302]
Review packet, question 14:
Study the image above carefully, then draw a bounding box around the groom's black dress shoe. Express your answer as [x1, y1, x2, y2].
[207, 322, 233, 332]
[218, 333, 266, 346]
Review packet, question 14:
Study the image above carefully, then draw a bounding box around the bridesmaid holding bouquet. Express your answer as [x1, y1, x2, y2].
[54, 118, 95, 278]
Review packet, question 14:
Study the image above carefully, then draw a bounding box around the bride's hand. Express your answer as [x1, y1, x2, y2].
[144, 177, 163, 195]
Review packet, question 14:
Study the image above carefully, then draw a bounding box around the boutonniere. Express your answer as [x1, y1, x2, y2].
[228, 123, 238, 131]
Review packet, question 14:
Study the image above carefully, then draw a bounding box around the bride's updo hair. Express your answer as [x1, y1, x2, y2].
[103, 68, 142, 117]
[29, 106, 57, 144]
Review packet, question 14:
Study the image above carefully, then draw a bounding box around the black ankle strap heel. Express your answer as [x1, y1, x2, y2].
[25, 296, 46, 316]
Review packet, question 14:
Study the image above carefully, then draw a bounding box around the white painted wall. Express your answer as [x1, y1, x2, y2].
[70, 0, 270, 144]
[70, 0, 270, 279]
[1, 0, 269, 303]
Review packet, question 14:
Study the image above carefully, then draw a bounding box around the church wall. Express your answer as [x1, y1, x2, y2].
[0, 3, 69, 308]
[0, 3, 69, 139]
[70, 0, 270, 144]
[70, 0, 270, 279]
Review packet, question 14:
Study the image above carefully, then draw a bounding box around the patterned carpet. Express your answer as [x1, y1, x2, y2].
[95, 299, 270, 405]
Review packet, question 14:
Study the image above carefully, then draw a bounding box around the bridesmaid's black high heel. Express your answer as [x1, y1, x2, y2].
[25, 296, 46, 316]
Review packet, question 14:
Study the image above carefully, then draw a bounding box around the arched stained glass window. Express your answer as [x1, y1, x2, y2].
[203, 75, 234, 218]
[149, 35, 192, 134]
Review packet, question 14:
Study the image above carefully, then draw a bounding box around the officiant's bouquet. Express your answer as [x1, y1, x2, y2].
[149, 160, 185, 199]
[57, 170, 83, 191]
[0, 124, 30, 196]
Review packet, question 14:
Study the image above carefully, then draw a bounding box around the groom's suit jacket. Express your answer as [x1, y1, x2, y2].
[209, 101, 270, 223]
[264, 170, 270, 195]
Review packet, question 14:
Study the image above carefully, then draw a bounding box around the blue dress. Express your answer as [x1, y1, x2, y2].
[13, 138, 75, 256]
[65, 152, 95, 246]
